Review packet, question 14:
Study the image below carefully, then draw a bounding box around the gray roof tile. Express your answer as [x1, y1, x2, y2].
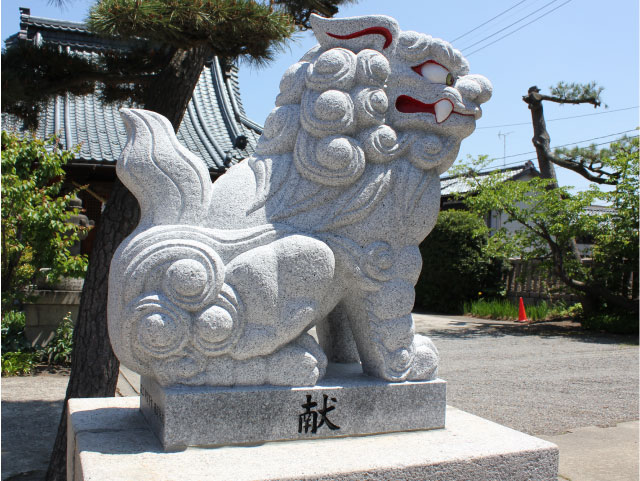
[3, 11, 262, 173]
[440, 161, 538, 196]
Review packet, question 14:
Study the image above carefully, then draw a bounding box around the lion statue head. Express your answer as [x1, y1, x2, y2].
[255, 14, 490, 178]
[236, 14, 491, 245]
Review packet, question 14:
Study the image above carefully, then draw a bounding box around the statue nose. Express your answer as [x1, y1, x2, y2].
[455, 74, 493, 105]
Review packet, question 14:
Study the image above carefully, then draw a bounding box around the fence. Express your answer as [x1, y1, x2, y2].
[504, 258, 581, 304]
[504, 258, 637, 304]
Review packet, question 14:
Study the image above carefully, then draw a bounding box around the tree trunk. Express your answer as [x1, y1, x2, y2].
[45, 45, 212, 481]
[523, 86, 558, 184]
[143, 45, 212, 127]
[524, 86, 588, 296]
[45, 180, 138, 481]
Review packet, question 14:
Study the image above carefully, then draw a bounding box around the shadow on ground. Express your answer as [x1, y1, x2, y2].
[419, 318, 638, 346]
[2, 399, 63, 481]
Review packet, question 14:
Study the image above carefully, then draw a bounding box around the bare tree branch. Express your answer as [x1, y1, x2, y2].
[523, 85, 618, 185]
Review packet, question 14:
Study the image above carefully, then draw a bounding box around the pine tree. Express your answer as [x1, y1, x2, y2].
[522, 82, 607, 184]
[2, 2, 354, 479]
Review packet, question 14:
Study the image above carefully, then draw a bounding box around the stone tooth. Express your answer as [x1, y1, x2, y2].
[434, 100, 453, 123]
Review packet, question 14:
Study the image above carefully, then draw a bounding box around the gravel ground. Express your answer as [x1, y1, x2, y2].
[414, 313, 639, 436]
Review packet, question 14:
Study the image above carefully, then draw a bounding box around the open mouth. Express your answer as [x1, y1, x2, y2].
[395, 95, 473, 123]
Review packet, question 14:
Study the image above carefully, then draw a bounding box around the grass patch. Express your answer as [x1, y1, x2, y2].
[463, 298, 581, 321]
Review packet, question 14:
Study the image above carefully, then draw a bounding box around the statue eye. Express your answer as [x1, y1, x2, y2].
[411, 60, 455, 86]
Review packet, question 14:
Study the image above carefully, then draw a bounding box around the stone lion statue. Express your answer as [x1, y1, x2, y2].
[108, 14, 492, 387]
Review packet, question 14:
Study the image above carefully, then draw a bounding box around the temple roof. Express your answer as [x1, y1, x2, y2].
[440, 161, 539, 197]
[2, 8, 263, 173]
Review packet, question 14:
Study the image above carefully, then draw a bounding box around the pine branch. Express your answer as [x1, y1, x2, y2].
[272, 0, 356, 30]
[88, 0, 296, 59]
[548, 81, 604, 107]
[1, 41, 172, 129]
[552, 145, 620, 185]
[2, 0, 354, 130]
[524, 85, 601, 108]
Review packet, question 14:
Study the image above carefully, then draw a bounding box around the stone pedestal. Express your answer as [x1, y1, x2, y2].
[67, 397, 558, 481]
[141, 363, 446, 450]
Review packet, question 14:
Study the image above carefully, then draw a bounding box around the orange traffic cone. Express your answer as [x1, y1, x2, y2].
[518, 297, 528, 323]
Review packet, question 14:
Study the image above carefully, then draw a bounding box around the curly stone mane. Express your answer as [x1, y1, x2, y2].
[246, 23, 478, 234]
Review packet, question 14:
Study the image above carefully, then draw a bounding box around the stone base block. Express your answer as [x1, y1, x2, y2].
[67, 397, 559, 481]
[140, 363, 446, 450]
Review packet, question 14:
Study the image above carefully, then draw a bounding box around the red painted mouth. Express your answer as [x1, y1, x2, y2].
[396, 95, 435, 114]
[395, 95, 474, 123]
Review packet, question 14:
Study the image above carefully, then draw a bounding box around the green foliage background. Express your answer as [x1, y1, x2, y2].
[1, 311, 75, 376]
[1, 131, 89, 311]
[459, 136, 638, 332]
[414, 209, 508, 314]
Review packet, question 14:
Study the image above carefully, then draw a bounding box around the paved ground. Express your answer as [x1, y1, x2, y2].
[1, 372, 69, 481]
[2, 314, 638, 480]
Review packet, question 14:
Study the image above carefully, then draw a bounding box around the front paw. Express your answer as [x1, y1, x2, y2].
[267, 333, 328, 386]
[407, 334, 439, 381]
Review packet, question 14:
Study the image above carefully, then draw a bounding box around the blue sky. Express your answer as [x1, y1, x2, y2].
[2, 0, 638, 191]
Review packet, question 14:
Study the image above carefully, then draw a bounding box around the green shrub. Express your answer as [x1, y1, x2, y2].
[38, 312, 74, 365]
[581, 309, 638, 335]
[1, 310, 75, 375]
[1, 310, 31, 353]
[463, 298, 518, 319]
[1, 131, 89, 311]
[415, 210, 508, 313]
[1, 351, 39, 376]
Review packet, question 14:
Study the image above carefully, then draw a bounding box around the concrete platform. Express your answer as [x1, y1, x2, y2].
[140, 363, 446, 450]
[67, 397, 558, 481]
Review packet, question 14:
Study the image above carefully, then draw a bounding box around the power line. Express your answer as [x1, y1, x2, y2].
[460, 0, 560, 51]
[502, 128, 638, 160]
[476, 106, 640, 130]
[472, 134, 638, 173]
[453, 0, 551, 47]
[450, 0, 529, 43]
[551, 129, 638, 149]
[465, 0, 572, 57]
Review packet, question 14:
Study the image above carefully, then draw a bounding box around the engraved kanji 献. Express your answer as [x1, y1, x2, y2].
[298, 394, 340, 434]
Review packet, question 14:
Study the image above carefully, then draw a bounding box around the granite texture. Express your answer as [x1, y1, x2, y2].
[67, 398, 558, 481]
[108, 14, 492, 387]
[140, 363, 446, 450]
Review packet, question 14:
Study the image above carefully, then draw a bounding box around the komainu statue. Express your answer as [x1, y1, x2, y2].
[108, 14, 492, 387]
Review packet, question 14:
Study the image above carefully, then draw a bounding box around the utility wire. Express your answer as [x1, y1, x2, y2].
[496, 128, 638, 161]
[549, 129, 636, 150]
[477, 106, 639, 130]
[465, 0, 572, 57]
[454, 130, 638, 171]
[450, 0, 529, 43]
[453, 0, 550, 47]
[460, 0, 560, 51]
[471, 134, 638, 173]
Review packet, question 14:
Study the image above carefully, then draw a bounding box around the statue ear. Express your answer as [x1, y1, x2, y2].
[310, 14, 399, 55]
